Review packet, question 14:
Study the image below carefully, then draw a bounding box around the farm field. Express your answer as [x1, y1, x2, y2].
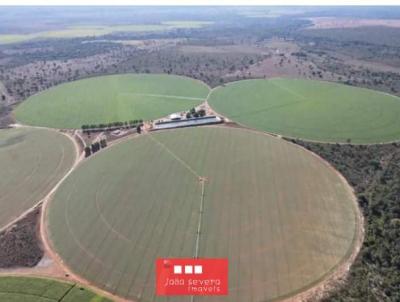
[0, 128, 75, 228]
[208, 78, 400, 144]
[14, 74, 210, 129]
[0, 276, 112, 301]
[46, 126, 359, 302]
[0, 21, 213, 44]
[307, 17, 400, 29]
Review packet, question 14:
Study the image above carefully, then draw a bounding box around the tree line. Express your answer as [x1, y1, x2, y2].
[81, 120, 143, 134]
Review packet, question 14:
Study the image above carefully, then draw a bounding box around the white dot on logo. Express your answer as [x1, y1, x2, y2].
[174, 265, 182, 274]
[194, 265, 202, 274]
[184, 265, 193, 274]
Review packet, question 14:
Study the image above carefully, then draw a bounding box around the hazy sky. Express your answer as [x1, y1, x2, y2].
[1, 0, 399, 5]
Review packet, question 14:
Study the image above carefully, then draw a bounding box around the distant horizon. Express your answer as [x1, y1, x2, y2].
[1, 4, 400, 6]
[1, 1, 399, 7]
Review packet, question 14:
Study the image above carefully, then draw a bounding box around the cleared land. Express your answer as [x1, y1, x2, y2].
[208, 78, 400, 144]
[308, 17, 400, 29]
[0, 276, 111, 301]
[15, 74, 210, 129]
[47, 126, 358, 302]
[0, 128, 75, 228]
[0, 21, 213, 44]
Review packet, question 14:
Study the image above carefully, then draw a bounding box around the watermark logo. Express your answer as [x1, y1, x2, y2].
[156, 258, 228, 296]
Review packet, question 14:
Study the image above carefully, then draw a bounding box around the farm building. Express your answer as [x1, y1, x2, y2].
[169, 113, 182, 120]
[152, 115, 223, 130]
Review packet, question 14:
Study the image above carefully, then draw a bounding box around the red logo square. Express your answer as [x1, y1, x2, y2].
[156, 258, 228, 296]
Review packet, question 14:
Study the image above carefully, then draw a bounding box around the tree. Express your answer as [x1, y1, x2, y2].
[91, 142, 100, 153]
[100, 139, 107, 148]
[84, 146, 91, 158]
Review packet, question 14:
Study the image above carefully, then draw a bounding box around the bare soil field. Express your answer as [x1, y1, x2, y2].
[222, 40, 339, 81]
[179, 44, 268, 55]
[229, 52, 339, 81]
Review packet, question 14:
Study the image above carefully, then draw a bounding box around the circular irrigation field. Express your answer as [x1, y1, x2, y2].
[208, 78, 400, 144]
[46, 126, 359, 302]
[0, 276, 111, 301]
[14, 74, 210, 129]
[0, 127, 75, 228]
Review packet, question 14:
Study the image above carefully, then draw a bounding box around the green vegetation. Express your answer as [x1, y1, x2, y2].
[0, 276, 112, 301]
[47, 126, 358, 302]
[302, 27, 400, 48]
[291, 140, 400, 301]
[15, 74, 209, 129]
[0, 128, 75, 228]
[81, 120, 142, 134]
[208, 78, 400, 144]
[0, 21, 213, 45]
[186, 107, 206, 118]
[90, 139, 107, 155]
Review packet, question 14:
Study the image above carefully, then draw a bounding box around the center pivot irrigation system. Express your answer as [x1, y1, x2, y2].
[6, 73, 393, 302]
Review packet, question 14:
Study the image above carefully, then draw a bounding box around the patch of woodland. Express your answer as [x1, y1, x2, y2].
[0, 207, 44, 268]
[288, 139, 400, 302]
[294, 35, 400, 96]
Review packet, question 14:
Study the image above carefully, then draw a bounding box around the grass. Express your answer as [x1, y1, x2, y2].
[0, 276, 112, 301]
[47, 126, 358, 302]
[0, 21, 213, 45]
[208, 78, 400, 144]
[0, 127, 75, 228]
[14, 74, 210, 129]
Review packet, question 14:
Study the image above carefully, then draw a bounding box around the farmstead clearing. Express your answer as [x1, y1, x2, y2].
[46, 126, 360, 302]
